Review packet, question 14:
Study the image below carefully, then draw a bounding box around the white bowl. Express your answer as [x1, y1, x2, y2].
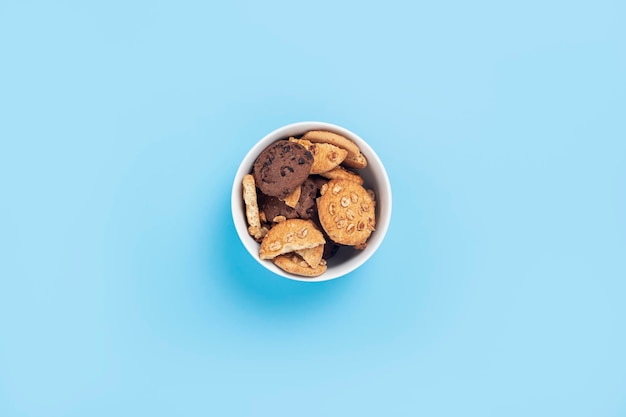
[231, 121, 392, 282]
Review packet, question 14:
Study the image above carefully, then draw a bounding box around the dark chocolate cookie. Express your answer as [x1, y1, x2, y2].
[258, 193, 298, 222]
[295, 178, 318, 219]
[252, 140, 313, 199]
[258, 178, 319, 222]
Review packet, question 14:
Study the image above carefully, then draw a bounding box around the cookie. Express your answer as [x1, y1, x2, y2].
[258, 193, 297, 222]
[319, 165, 364, 186]
[310, 174, 329, 191]
[289, 138, 348, 174]
[257, 177, 318, 221]
[253, 140, 313, 199]
[242, 174, 268, 241]
[295, 244, 324, 268]
[304, 181, 340, 260]
[295, 177, 319, 219]
[283, 185, 301, 208]
[272, 253, 327, 277]
[342, 152, 368, 169]
[259, 219, 326, 260]
[301, 130, 361, 158]
[316, 179, 376, 248]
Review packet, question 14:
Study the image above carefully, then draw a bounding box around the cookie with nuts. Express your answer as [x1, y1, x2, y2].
[295, 244, 324, 268]
[316, 179, 376, 249]
[319, 165, 364, 185]
[288, 137, 348, 174]
[259, 219, 326, 260]
[272, 253, 327, 277]
[342, 152, 368, 170]
[301, 130, 367, 169]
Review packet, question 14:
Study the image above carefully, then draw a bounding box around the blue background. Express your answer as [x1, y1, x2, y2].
[1, 0, 625, 416]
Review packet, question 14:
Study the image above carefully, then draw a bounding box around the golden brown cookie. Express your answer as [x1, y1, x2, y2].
[242, 174, 268, 241]
[289, 137, 348, 174]
[317, 179, 376, 248]
[319, 165, 364, 185]
[301, 130, 368, 169]
[259, 219, 325, 260]
[272, 253, 327, 277]
[295, 244, 324, 268]
[342, 152, 368, 169]
[301, 130, 360, 157]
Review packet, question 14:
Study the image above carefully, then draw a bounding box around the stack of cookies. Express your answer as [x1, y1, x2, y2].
[242, 130, 376, 277]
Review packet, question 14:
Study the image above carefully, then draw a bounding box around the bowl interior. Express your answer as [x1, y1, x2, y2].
[231, 121, 391, 282]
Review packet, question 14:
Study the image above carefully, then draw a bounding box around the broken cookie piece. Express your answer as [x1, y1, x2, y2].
[289, 137, 348, 174]
[242, 174, 268, 241]
[272, 253, 327, 277]
[259, 219, 325, 260]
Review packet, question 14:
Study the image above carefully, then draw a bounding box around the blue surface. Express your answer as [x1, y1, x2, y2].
[1, 1, 625, 416]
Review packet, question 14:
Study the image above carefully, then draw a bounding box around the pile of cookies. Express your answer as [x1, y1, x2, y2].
[242, 130, 376, 277]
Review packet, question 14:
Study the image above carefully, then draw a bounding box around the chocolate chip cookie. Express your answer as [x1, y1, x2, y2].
[252, 140, 313, 200]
